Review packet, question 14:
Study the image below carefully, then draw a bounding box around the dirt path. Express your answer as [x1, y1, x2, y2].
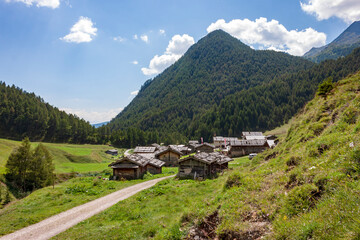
[0, 175, 174, 240]
[124, 148, 132, 156]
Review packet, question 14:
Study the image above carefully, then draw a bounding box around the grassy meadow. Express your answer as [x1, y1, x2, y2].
[51, 72, 360, 239]
[0, 138, 122, 174]
[0, 167, 177, 236]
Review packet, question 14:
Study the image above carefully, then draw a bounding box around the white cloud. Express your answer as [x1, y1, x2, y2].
[301, 0, 360, 23]
[140, 34, 149, 43]
[5, 0, 60, 8]
[131, 60, 138, 65]
[61, 107, 123, 124]
[130, 90, 139, 96]
[159, 29, 166, 35]
[113, 36, 126, 42]
[141, 34, 195, 75]
[133, 34, 138, 40]
[60, 16, 97, 43]
[206, 17, 326, 56]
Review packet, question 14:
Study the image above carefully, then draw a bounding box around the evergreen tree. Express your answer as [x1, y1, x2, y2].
[5, 138, 54, 192]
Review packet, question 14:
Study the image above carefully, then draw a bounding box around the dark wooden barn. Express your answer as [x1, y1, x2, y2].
[178, 152, 233, 179]
[155, 146, 183, 167]
[108, 154, 165, 180]
[228, 139, 269, 157]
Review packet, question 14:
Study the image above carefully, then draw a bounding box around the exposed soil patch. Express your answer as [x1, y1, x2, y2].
[186, 210, 220, 240]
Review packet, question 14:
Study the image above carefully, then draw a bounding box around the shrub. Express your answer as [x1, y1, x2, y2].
[286, 156, 300, 167]
[317, 77, 334, 98]
[283, 184, 319, 217]
[224, 172, 243, 189]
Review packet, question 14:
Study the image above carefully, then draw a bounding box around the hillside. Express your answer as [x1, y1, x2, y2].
[0, 138, 120, 174]
[0, 82, 97, 143]
[105, 30, 360, 143]
[50, 71, 360, 239]
[304, 21, 360, 63]
[106, 30, 314, 142]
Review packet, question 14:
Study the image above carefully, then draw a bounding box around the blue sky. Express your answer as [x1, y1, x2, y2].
[0, 0, 359, 123]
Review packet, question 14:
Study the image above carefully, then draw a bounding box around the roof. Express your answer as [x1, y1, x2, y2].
[150, 143, 161, 149]
[213, 136, 239, 142]
[189, 140, 199, 144]
[148, 158, 166, 168]
[106, 149, 118, 153]
[134, 146, 156, 153]
[230, 139, 269, 147]
[155, 146, 183, 157]
[242, 132, 264, 136]
[109, 154, 152, 168]
[179, 152, 233, 165]
[195, 143, 215, 149]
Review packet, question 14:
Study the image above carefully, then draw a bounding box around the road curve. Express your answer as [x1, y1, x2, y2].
[0, 175, 174, 240]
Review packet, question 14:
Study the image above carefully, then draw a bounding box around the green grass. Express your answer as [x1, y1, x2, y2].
[0, 168, 177, 236]
[50, 72, 360, 239]
[0, 139, 123, 174]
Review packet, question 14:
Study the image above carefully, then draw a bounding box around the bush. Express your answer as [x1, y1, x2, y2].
[283, 184, 319, 217]
[224, 172, 243, 189]
[317, 77, 334, 98]
[286, 156, 300, 167]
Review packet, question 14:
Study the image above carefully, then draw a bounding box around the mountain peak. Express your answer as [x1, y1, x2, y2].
[304, 20, 360, 62]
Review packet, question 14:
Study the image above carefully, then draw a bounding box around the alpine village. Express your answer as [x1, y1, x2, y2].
[1, 2, 360, 239]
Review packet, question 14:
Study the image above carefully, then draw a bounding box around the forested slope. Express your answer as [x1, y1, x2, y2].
[106, 30, 314, 142]
[0, 83, 96, 143]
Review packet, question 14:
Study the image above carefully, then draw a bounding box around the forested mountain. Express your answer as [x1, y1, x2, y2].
[105, 30, 315, 143]
[0, 82, 97, 143]
[304, 21, 360, 63]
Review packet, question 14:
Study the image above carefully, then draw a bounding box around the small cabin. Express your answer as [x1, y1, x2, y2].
[133, 146, 157, 159]
[195, 143, 215, 153]
[108, 154, 165, 180]
[213, 136, 239, 148]
[178, 152, 233, 179]
[242, 132, 265, 140]
[155, 146, 183, 167]
[228, 139, 270, 157]
[105, 149, 118, 155]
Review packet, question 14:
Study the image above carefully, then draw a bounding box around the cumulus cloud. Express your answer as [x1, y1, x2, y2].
[60, 16, 97, 43]
[141, 34, 195, 75]
[140, 34, 149, 43]
[5, 0, 60, 8]
[61, 107, 123, 124]
[130, 90, 139, 95]
[207, 17, 326, 56]
[301, 0, 360, 23]
[159, 29, 166, 35]
[131, 60, 138, 65]
[113, 36, 126, 42]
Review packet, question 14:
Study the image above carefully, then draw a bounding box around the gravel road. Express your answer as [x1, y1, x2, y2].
[0, 175, 173, 240]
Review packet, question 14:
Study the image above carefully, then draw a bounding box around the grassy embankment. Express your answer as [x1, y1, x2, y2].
[0, 139, 122, 174]
[52, 72, 360, 239]
[0, 167, 177, 236]
[1, 72, 360, 239]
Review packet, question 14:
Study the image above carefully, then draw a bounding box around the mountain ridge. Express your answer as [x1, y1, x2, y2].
[304, 21, 360, 62]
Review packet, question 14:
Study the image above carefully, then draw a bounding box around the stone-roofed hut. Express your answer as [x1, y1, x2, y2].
[213, 136, 239, 148]
[178, 152, 233, 179]
[195, 143, 215, 153]
[228, 139, 269, 157]
[241, 132, 265, 140]
[133, 146, 157, 159]
[108, 154, 165, 179]
[105, 149, 118, 155]
[155, 146, 183, 167]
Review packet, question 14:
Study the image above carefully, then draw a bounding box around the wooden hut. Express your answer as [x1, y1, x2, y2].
[108, 154, 165, 180]
[228, 139, 269, 157]
[105, 149, 118, 155]
[155, 146, 183, 167]
[241, 132, 265, 140]
[195, 143, 215, 153]
[178, 152, 233, 179]
[133, 146, 157, 159]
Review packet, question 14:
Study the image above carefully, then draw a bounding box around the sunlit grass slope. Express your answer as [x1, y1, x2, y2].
[0, 139, 122, 174]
